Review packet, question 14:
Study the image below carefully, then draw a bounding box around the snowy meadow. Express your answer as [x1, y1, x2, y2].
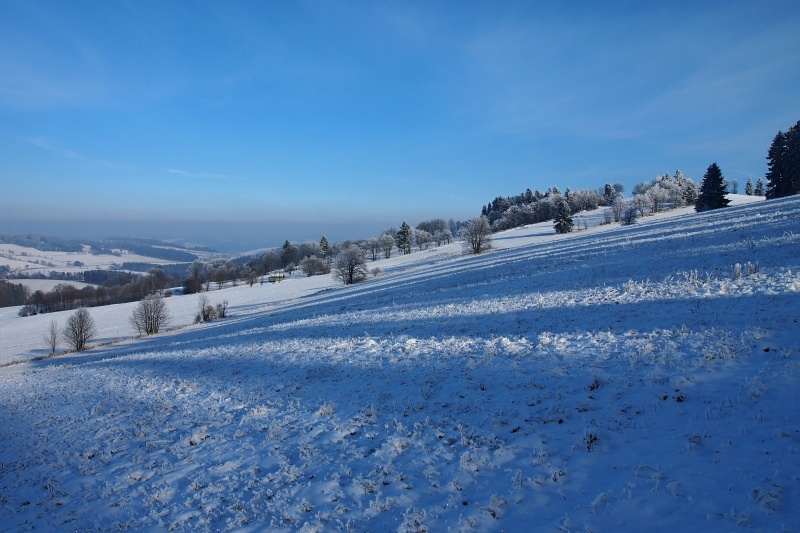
[1, 196, 799, 531]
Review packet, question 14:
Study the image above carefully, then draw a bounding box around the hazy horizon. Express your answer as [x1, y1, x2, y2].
[0, 217, 397, 255]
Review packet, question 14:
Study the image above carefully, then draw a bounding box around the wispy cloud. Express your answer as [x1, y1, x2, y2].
[25, 136, 134, 170]
[163, 169, 251, 182]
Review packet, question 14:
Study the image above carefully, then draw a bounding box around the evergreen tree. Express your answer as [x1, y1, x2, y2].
[602, 183, 617, 205]
[396, 222, 413, 254]
[765, 120, 800, 199]
[755, 178, 765, 196]
[564, 187, 574, 212]
[553, 196, 574, 234]
[695, 162, 730, 212]
[319, 236, 330, 260]
[745, 178, 754, 196]
[524, 188, 534, 204]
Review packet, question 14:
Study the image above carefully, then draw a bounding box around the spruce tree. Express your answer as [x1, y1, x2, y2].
[765, 130, 788, 198]
[396, 222, 413, 254]
[765, 120, 800, 199]
[319, 236, 330, 260]
[695, 162, 730, 212]
[553, 196, 574, 234]
[755, 178, 765, 196]
[745, 178, 753, 196]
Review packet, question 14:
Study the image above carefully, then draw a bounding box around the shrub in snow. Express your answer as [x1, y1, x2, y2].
[621, 205, 638, 226]
[195, 294, 219, 323]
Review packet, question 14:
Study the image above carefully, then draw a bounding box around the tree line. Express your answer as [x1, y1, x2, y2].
[18, 267, 180, 316]
[475, 118, 800, 237]
[10, 119, 800, 312]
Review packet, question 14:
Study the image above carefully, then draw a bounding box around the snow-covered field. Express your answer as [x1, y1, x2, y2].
[1, 196, 799, 531]
[0, 243, 186, 278]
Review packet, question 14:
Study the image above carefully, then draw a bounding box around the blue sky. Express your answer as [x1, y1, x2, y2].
[1, 1, 799, 252]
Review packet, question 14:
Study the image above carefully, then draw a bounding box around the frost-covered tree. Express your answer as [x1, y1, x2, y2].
[62, 308, 96, 351]
[611, 196, 626, 222]
[648, 185, 669, 213]
[318, 236, 330, 262]
[365, 238, 381, 261]
[459, 216, 492, 254]
[334, 245, 368, 285]
[621, 205, 638, 226]
[696, 162, 730, 212]
[300, 257, 330, 277]
[44, 318, 59, 354]
[631, 171, 697, 212]
[602, 183, 618, 205]
[745, 178, 754, 196]
[396, 222, 413, 255]
[553, 196, 574, 234]
[415, 229, 432, 250]
[130, 294, 170, 336]
[379, 233, 395, 259]
[632, 194, 650, 217]
[433, 229, 452, 246]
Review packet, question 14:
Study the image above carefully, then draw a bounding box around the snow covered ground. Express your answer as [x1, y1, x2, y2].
[1, 196, 799, 531]
[0, 243, 188, 278]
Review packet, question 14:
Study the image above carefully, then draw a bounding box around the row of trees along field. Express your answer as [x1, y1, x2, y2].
[480, 119, 799, 237]
[8, 119, 799, 313]
[17, 267, 181, 316]
[234, 218, 462, 287]
[9, 215, 463, 315]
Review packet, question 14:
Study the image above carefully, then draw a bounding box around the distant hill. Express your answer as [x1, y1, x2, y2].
[0, 234, 211, 262]
[84, 238, 202, 262]
[0, 234, 84, 253]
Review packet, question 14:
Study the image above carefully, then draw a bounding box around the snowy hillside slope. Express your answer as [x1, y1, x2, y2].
[1, 196, 799, 532]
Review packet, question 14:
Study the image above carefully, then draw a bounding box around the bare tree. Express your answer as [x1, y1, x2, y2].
[459, 216, 493, 254]
[44, 318, 59, 354]
[334, 245, 369, 285]
[130, 294, 170, 336]
[62, 308, 97, 351]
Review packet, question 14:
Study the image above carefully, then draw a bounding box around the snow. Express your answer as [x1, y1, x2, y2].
[0, 243, 194, 277]
[1, 196, 799, 531]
